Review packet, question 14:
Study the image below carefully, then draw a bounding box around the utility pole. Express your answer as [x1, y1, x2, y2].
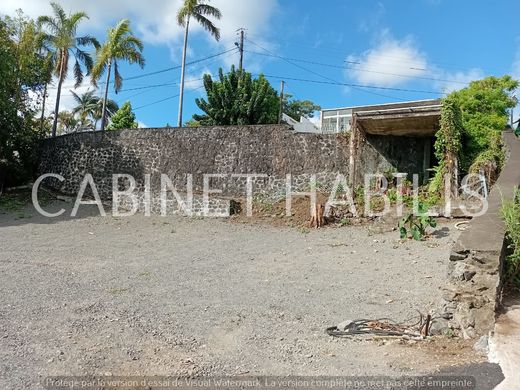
[236, 28, 245, 72]
[278, 80, 285, 124]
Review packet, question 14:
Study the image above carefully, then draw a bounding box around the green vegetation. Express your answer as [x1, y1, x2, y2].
[501, 188, 520, 290]
[177, 0, 222, 127]
[193, 66, 279, 125]
[108, 102, 138, 130]
[431, 76, 518, 196]
[399, 202, 437, 241]
[191, 66, 322, 126]
[430, 96, 463, 194]
[91, 19, 144, 131]
[70, 90, 119, 130]
[0, 11, 49, 187]
[283, 93, 321, 121]
[38, 2, 100, 137]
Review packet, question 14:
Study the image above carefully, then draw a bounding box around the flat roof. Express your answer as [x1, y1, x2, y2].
[322, 98, 442, 113]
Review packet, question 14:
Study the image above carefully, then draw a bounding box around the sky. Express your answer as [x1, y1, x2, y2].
[2, 0, 520, 127]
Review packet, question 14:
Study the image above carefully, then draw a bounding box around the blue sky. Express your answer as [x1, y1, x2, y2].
[3, 0, 520, 126]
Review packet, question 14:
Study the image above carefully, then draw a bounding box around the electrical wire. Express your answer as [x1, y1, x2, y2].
[245, 38, 406, 100]
[245, 49, 469, 86]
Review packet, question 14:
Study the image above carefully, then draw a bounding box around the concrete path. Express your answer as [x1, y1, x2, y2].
[489, 297, 520, 390]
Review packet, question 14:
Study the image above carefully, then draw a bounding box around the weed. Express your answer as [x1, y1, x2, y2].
[398, 202, 437, 241]
[501, 188, 520, 289]
[298, 226, 310, 234]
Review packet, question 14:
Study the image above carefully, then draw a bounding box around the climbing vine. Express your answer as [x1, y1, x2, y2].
[430, 76, 518, 195]
[429, 96, 463, 195]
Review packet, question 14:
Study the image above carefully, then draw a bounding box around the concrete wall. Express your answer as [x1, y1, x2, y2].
[358, 134, 432, 184]
[438, 131, 520, 338]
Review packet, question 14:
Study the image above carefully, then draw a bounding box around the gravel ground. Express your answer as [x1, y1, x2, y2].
[0, 201, 467, 389]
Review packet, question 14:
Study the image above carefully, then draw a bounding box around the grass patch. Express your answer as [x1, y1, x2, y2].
[501, 188, 520, 290]
[0, 193, 28, 213]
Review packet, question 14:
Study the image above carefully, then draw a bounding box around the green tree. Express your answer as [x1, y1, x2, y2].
[70, 90, 118, 130]
[283, 94, 321, 121]
[177, 0, 221, 127]
[193, 66, 279, 125]
[107, 101, 138, 130]
[91, 19, 144, 131]
[56, 110, 79, 133]
[0, 14, 48, 187]
[38, 2, 99, 137]
[449, 75, 518, 172]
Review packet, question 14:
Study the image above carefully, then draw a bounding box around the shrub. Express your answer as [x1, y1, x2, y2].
[399, 202, 437, 241]
[501, 188, 520, 289]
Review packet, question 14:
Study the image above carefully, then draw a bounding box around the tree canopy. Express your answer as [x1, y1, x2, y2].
[283, 94, 321, 121]
[193, 66, 279, 125]
[450, 75, 518, 172]
[0, 12, 48, 186]
[107, 101, 138, 130]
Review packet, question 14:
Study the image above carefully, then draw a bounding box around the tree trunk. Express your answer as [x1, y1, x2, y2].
[177, 17, 190, 128]
[100, 60, 112, 131]
[40, 82, 47, 132]
[51, 51, 66, 138]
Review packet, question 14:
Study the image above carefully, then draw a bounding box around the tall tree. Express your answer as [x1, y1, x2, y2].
[56, 111, 79, 134]
[1, 13, 48, 187]
[176, 0, 221, 127]
[91, 19, 144, 131]
[193, 66, 279, 125]
[38, 2, 99, 137]
[70, 90, 118, 130]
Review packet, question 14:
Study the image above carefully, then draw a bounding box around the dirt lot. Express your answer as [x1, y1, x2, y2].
[0, 200, 483, 389]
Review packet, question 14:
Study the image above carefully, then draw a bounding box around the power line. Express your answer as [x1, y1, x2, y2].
[245, 38, 443, 96]
[133, 85, 206, 111]
[244, 49, 469, 86]
[256, 74, 443, 95]
[245, 32, 485, 73]
[245, 38, 406, 100]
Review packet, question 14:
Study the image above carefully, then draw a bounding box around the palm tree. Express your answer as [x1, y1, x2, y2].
[91, 19, 144, 131]
[176, 0, 222, 127]
[70, 90, 118, 130]
[70, 90, 98, 129]
[38, 2, 99, 137]
[56, 111, 79, 134]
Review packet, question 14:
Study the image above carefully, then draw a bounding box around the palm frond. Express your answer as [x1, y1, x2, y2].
[75, 48, 94, 74]
[76, 35, 100, 49]
[73, 58, 84, 87]
[114, 61, 123, 93]
[193, 3, 222, 19]
[192, 13, 220, 41]
[50, 2, 67, 25]
[177, 7, 190, 26]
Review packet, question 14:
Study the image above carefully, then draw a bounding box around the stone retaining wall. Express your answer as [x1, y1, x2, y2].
[438, 131, 520, 338]
[38, 125, 429, 211]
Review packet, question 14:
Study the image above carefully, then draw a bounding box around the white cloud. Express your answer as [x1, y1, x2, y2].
[0, 0, 279, 46]
[345, 30, 486, 95]
[346, 32, 428, 87]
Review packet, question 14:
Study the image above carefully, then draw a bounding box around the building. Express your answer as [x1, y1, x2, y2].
[320, 99, 442, 186]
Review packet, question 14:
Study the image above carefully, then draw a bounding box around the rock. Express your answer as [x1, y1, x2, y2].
[450, 251, 469, 261]
[474, 335, 489, 356]
[429, 319, 450, 335]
